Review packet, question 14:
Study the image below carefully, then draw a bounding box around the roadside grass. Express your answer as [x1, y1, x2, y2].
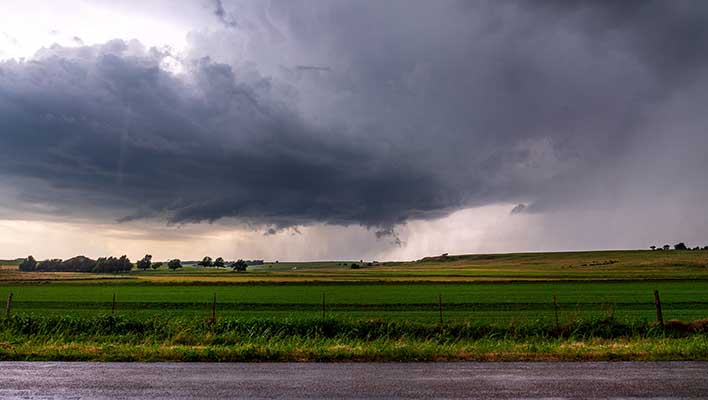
[0, 315, 706, 362]
[3, 338, 707, 362]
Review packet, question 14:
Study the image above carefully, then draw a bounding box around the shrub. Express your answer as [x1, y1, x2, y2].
[231, 259, 248, 272]
[168, 259, 182, 270]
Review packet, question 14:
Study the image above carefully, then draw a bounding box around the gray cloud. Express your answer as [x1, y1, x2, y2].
[1, 0, 707, 239]
[211, 0, 238, 28]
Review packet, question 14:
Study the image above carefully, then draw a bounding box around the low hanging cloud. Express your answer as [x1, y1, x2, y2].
[0, 0, 707, 238]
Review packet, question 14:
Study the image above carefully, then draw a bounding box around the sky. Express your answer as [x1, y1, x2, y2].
[0, 0, 707, 261]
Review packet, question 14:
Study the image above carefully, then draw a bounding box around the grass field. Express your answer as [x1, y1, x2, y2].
[1, 250, 707, 361]
[2, 281, 707, 323]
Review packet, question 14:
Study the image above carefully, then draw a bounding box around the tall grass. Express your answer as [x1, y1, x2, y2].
[2, 314, 706, 342]
[1, 315, 706, 361]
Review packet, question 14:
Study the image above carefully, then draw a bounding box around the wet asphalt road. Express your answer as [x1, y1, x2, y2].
[0, 362, 706, 399]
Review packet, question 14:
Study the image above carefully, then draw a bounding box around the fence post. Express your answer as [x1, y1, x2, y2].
[654, 290, 664, 327]
[321, 293, 326, 319]
[438, 293, 443, 325]
[553, 295, 559, 330]
[5, 292, 12, 319]
[212, 293, 217, 324]
[112, 293, 116, 314]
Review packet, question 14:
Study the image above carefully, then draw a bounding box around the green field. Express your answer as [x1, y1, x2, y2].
[2, 281, 707, 323]
[1, 250, 707, 361]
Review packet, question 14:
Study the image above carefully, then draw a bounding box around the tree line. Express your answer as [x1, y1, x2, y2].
[18, 254, 251, 273]
[19, 255, 133, 273]
[196, 256, 251, 271]
[650, 242, 708, 251]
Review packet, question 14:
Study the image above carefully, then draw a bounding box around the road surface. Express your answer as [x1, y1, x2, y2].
[0, 362, 706, 399]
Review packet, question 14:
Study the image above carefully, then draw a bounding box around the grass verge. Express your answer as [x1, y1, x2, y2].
[1, 315, 706, 362]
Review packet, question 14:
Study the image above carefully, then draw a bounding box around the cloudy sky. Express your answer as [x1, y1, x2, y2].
[1, 0, 707, 261]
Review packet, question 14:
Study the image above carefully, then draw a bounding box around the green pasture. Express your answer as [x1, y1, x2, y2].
[2, 280, 706, 324]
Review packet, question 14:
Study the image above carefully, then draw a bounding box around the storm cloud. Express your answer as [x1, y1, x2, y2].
[1, 0, 707, 237]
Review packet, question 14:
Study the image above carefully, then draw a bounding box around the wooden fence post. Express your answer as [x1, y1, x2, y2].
[654, 290, 664, 327]
[112, 293, 116, 314]
[553, 295, 559, 330]
[5, 292, 12, 319]
[438, 294, 443, 325]
[212, 293, 217, 324]
[321, 293, 326, 319]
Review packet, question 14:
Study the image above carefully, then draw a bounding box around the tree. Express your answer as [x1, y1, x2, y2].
[61, 256, 97, 272]
[37, 259, 63, 271]
[19, 254, 140, 274]
[214, 257, 225, 268]
[231, 259, 248, 272]
[137, 254, 152, 271]
[663, 245, 670, 251]
[674, 242, 688, 251]
[151, 261, 163, 270]
[19, 256, 37, 272]
[649, 246, 656, 251]
[168, 259, 182, 270]
[92, 256, 131, 273]
[703, 246, 708, 251]
[118, 255, 132, 272]
[92, 257, 111, 273]
[198, 256, 213, 267]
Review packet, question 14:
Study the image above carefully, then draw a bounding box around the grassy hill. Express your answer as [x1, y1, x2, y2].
[117, 249, 708, 283]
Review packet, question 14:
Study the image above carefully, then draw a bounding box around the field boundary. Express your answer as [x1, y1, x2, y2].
[5, 277, 708, 286]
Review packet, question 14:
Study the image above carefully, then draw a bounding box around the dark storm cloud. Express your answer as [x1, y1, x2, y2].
[1, 0, 708, 233]
[535, 0, 708, 82]
[0, 39, 450, 229]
